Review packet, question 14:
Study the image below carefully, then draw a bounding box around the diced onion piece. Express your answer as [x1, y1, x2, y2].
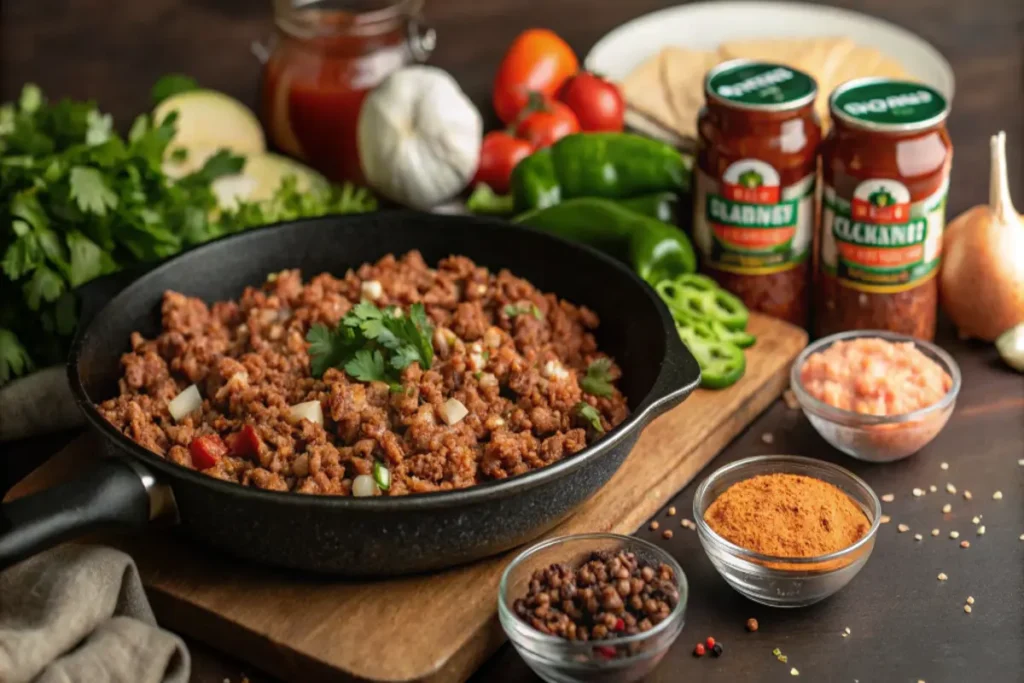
[227, 371, 249, 388]
[289, 400, 323, 425]
[478, 372, 498, 388]
[352, 474, 378, 497]
[468, 353, 485, 371]
[483, 327, 502, 348]
[542, 360, 569, 381]
[168, 384, 202, 422]
[361, 279, 383, 300]
[440, 398, 469, 426]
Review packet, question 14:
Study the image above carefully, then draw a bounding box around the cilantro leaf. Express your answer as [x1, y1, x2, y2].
[306, 323, 359, 378]
[69, 166, 117, 215]
[0, 328, 34, 384]
[67, 230, 115, 286]
[574, 402, 605, 434]
[151, 74, 200, 105]
[190, 149, 245, 183]
[580, 357, 614, 397]
[85, 110, 113, 146]
[344, 349, 388, 383]
[19, 85, 42, 113]
[2, 234, 42, 280]
[23, 265, 65, 310]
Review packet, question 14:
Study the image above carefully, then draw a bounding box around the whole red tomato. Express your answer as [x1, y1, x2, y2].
[493, 29, 579, 124]
[473, 131, 534, 194]
[557, 72, 625, 132]
[515, 99, 580, 149]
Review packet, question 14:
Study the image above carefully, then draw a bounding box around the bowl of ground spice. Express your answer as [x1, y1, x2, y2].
[694, 455, 881, 608]
[498, 533, 687, 683]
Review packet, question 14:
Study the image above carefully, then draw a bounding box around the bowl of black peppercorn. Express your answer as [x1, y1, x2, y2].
[497, 533, 688, 683]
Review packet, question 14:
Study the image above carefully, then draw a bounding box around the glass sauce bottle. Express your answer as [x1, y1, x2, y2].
[260, 0, 434, 184]
[693, 60, 821, 328]
[817, 78, 952, 341]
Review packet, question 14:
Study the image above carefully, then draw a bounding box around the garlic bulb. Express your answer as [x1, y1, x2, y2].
[940, 132, 1024, 341]
[358, 66, 482, 210]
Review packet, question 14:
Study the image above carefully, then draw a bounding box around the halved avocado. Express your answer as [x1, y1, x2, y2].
[212, 152, 328, 209]
[155, 90, 266, 177]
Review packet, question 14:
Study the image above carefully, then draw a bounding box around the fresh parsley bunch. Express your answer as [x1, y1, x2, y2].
[307, 301, 435, 388]
[0, 82, 376, 384]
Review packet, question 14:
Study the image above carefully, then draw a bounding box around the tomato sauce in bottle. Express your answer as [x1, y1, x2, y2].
[693, 60, 822, 328]
[817, 78, 952, 340]
[260, 0, 434, 184]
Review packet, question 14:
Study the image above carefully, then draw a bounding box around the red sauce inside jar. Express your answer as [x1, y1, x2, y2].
[260, 2, 418, 184]
[817, 78, 952, 341]
[693, 60, 821, 328]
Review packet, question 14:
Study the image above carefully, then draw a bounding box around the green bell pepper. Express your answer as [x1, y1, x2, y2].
[617, 191, 679, 224]
[513, 198, 697, 285]
[511, 133, 691, 212]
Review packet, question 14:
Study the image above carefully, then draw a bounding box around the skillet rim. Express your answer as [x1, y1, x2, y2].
[68, 211, 696, 511]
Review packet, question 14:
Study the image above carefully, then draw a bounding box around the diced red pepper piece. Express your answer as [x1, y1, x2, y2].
[224, 424, 261, 457]
[613, 618, 625, 632]
[594, 646, 616, 659]
[189, 434, 227, 470]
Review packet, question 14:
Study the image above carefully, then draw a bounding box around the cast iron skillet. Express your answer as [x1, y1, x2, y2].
[0, 212, 700, 576]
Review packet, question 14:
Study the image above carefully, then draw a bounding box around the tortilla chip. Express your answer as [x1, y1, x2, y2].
[621, 50, 680, 136]
[662, 47, 720, 138]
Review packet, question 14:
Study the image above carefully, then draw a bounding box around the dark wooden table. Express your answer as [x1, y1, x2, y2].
[3, 1, 1023, 682]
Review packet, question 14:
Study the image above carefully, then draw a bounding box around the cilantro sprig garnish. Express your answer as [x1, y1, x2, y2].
[574, 402, 605, 434]
[580, 357, 614, 397]
[306, 301, 434, 386]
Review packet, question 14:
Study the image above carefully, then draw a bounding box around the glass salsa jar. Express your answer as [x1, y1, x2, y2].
[260, 0, 435, 184]
[693, 60, 821, 328]
[817, 78, 952, 341]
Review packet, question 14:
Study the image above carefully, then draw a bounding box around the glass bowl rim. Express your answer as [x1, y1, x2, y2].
[693, 454, 882, 566]
[789, 329, 962, 427]
[497, 532, 688, 650]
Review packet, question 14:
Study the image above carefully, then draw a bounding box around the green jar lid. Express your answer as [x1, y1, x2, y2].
[705, 59, 817, 112]
[830, 78, 949, 132]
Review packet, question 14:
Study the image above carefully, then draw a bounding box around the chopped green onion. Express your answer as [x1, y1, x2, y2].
[373, 460, 391, 491]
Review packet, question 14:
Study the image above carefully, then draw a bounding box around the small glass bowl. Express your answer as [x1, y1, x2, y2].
[790, 330, 961, 462]
[694, 455, 881, 608]
[498, 533, 687, 683]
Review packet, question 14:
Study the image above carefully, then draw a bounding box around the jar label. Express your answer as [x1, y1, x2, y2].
[694, 160, 815, 275]
[821, 178, 948, 293]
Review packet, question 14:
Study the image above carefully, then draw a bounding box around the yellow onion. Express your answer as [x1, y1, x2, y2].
[940, 132, 1024, 341]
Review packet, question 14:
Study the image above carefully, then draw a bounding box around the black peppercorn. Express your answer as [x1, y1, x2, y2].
[712, 642, 724, 657]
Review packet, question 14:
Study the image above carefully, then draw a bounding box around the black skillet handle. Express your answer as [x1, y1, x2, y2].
[637, 326, 703, 426]
[0, 459, 163, 570]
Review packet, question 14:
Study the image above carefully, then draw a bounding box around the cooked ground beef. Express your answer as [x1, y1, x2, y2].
[98, 251, 629, 496]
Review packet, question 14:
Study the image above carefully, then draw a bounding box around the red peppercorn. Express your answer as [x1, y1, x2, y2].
[595, 646, 616, 659]
[693, 643, 706, 657]
[705, 636, 716, 649]
[614, 618, 625, 632]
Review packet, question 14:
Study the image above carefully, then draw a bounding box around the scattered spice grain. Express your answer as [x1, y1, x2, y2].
[977, 526, 986, 535]
[881, 493, 895, 502]
[783, 389, 799, 409]
[667, 506, 677, 516]
[898, 524, 910, 533]
[942, 503, 952, 514]
[929, 485, 938, 493]
[791, 667, 800, 676]
[940, 462, 949, 470]
[746, 618, 759, 632]
[964, 604, 972, 614]
[662, 529, 674, 540]
[703, 473, 870, 558]
[913, 487, 925, 497]
[914, 534, 923, 541]
[937, 572, 948, 581]
[993, 491, 1003, 500]
[962, 490, 972, 500]
[650, 521, 660, 531]
[946, 483, 957, 494]
[932, 529, 940, 536]
[972, 516, 981, 524]
[761, 432, 774, 444]
[960, 540, 970, 548]
[967, 596, 975, 605]
[712, 643, 724, 657]
[880, 514, 892, 524]
[949, 530, 960, 539]
[694, 643, 706, 657]
[705, 636, 716, 649]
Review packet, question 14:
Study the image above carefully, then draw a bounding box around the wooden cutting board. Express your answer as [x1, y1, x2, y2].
[7, 313, 806, 683]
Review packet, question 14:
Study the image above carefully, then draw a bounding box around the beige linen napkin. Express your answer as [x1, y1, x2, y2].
[0, 544, 190, 683]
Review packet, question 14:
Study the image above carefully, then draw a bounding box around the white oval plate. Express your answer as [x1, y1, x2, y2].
[585, 1, 954, 98]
